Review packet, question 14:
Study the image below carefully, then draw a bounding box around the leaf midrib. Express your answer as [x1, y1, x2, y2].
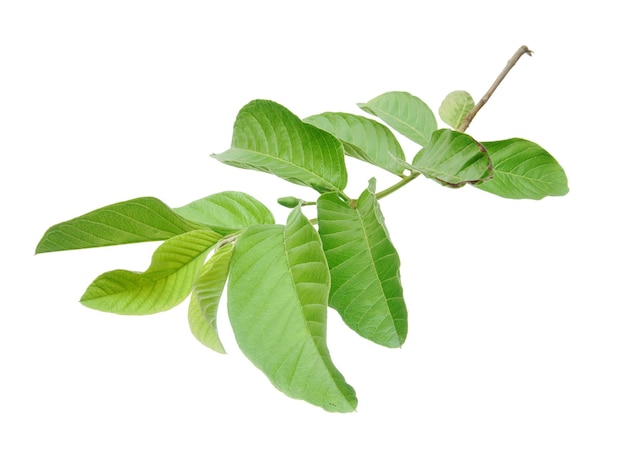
[341, 200, 403, 342]
[82, 233, 215, 307]
[226, 146, 343, 191]
[281, 219, 350, 405]
[367, 105, 429, 144]
[488, 142, 565, 186]
[452, 95, 473, 129]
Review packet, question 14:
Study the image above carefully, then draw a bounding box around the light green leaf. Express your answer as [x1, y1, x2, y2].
[411, 129, 492, 187]
[36, 197, 204, 254]
[80, 230, 221, 315]
[227, 208, 357, 412]
[304, 112, 408, 176]
[439, 90, 475, 130]
[212, 100, 347, 193]
[188, 243, 234, 354]
[475, 138, 569, 199]
[317, 179, 407, 348]
[174, 191, 274, 234]
[358, 91, 437, 146]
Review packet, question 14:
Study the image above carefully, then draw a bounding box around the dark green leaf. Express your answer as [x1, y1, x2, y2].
[412, 129, 492, 187]
[358, 91, 437, 146]
[317, 179, 407, 347]
[212, 100, 347, 193]
[174, 191, 274, 234]
[304, 112, 408, 176]
[36, 197, 204, 254]
[475, 138, 569, 199]
[188, 242, 234, 354]
[227, 208, 357, 412]
[439, 90, 474, 130]
[80, 230, 221, 315]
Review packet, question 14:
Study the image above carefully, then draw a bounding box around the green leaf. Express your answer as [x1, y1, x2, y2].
[174, 191, 274, 234]
[474, 138, 569, 199]
[439, 90, 475, 130]
[304, 112, 408, 176]
[80, 230, 221, 315]
[188, 242, 234, 354]
[358, 91, 437, 146]
[411, 129, 492, 187]
[227, 208, 357, 412]
[36, 197, 205, 254]
[317, 179, 407, 348]
[212, 100, 347, 193]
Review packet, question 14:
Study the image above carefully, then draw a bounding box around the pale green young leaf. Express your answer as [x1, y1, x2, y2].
[80, 230, 221, 315]
[317, 179, 407, 348]
[212, 100, 347, 193]
[36, 197, 205, 254]
[188, 243, 234, 354]
[439, 90, 475, 130]
[358, 91, 437, 146]
[411, 129, 492, 187]
[304, 112, 408, 176]
[227, 208, 357, 412]
[474, 138, 569, 199]
[174, 191, 274, 234]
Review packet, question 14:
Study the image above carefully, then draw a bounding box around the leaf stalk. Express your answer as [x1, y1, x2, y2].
[376, 172, 421, 201]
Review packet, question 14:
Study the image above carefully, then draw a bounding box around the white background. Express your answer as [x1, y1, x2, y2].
[2, 1, 624, 447]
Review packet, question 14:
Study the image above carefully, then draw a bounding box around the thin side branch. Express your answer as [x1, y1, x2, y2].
[458, 45, 533, 133]
[376, 172, 420, 201]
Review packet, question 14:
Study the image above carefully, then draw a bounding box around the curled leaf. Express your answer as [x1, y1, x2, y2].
[80, 230, 221, 315]
[439, 90, 475, 130]
[188, 243, 234, 354]
[411, 129, 492, 187]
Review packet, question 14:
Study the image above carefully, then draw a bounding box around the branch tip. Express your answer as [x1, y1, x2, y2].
[458, 45, 533, 132]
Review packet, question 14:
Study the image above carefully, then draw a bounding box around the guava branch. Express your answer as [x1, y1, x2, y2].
[375, 45, 532, 201]
[458, 45, 533, 133]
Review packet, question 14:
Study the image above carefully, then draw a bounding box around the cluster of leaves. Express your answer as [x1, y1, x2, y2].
[36, 90, 568, 412]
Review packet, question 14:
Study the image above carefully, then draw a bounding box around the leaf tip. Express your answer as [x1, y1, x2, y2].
[34, 228, 55, 254]
[366, 177, 377, 194]
[356, 102, 371, 113]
